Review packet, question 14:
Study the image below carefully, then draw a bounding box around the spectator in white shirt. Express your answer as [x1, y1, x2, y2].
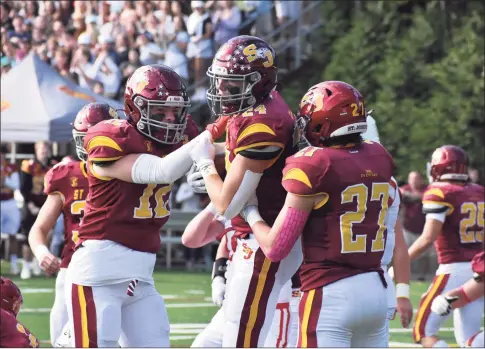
[137, 31, 165, 66]
[186, 0, 214, 101]
[85, 51, 121, 98]
[164, 16, 190, 84]
[212, 0, 242, 51]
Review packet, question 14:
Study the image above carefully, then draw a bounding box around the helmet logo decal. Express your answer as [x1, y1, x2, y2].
[136, 80, 149, 94]
[242, 44, 274, 67]
[108, 107, 119, 119]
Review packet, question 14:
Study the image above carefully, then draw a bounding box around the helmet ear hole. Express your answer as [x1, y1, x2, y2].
[325, 88, 332, 96]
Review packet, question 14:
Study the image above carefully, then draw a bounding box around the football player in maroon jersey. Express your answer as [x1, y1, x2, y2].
[0, 277, 39, 347]
[431, 251, 484, 348]
[28, 103, 117, 346]
[409, 145, 484, 348]
[239, 81, 396, 347]
[63, 64, 227, 347]
[188, 35, 300, 347]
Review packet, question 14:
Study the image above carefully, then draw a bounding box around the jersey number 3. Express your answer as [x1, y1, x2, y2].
[340, 183, 390, 254]
[134, 184, 172, 219]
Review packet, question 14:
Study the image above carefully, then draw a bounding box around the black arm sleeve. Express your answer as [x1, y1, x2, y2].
[20, 170, 32, 204]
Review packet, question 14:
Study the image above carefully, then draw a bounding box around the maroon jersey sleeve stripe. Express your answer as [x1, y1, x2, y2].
[413, 274, 450, 343]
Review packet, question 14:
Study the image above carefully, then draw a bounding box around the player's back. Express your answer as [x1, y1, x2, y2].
[44, 160, 88, 267]
[0, 309, 39, 348]
[282, 141, 395, 291]
[80, 118, 198, 253]
[226, 91, 295, 235]
[423, 181, 484, 264]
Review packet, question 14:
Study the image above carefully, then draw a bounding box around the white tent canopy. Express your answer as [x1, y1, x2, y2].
[1, 52, 123, 142]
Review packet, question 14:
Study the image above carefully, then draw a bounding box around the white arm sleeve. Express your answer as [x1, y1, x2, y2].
[361, 115, 380, 143]
[131, 131, 211, 184]
[222, 170, 263, 220]
[381, 178, 400, 266]
[4, 171, 20, 190]
[426, 212, 446, 223]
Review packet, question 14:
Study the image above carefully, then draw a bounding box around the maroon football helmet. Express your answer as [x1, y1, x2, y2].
[428, 145, 469, 182]
[72, 102, 120, 161]
[124, 64, 191, 144]
[207, 35, 277, 116]
[296, 81, 367, 146]
[1, 276, 23, 317]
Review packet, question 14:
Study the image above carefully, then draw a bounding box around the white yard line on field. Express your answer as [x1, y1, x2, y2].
[22, 303, 217, 313]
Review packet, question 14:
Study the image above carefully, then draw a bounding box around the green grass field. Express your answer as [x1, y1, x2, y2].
[1, 261, 482, 348]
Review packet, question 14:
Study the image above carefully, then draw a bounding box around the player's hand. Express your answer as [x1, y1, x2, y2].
[431, 295, 459, 316]
[206, 115, 230, 142]
[191, 137, 216, 167]
[211, 276, 226, 307]
[396, 297, 413, 328]
[39, 252, 61, 275]
[187, 164, 207, 193]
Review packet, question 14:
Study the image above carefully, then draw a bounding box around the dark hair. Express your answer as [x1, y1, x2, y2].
[321, 133, 364, 148]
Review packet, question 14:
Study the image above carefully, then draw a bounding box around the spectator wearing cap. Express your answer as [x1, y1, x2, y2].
[212, 0, 242, 51]
[137, 31, 164, 65]
[187, 0, 214, 102]
[84, 14, 100, 46]
[164, 16, 190, 85]
[98, 34, 120, 65]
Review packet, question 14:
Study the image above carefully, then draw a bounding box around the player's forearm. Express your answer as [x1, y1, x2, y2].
[216, 235, 230, 259]
[203, 174, 226, 213]
[446, 280, 484, 309]
[408, 235, 433, 261]
[393, 221, 411, 285]
[182, 205, 224, 248]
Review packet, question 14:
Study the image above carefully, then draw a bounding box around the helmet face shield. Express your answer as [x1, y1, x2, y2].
[134, 95, 189, 144]
[72, 129, 87, 162]
[206, 65, 260, 116]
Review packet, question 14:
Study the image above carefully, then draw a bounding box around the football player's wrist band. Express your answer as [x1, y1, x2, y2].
[396, 283, 410, 299]
[245, 207, 265, 228]
[34, 244, 50, 262]
[197, 160, 218, 179]
[458, 286, 472, 304]
[212, 258, 229, 281]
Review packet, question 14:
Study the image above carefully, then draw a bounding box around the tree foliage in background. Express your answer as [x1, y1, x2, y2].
[281, 0, 484, 183]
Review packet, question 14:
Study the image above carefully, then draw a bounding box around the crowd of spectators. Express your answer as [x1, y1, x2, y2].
[1, 0, 309, 103]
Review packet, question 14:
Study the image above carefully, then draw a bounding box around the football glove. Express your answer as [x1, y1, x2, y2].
[431, 295, 459, 316]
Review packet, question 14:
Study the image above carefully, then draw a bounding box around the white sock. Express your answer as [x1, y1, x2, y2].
[433, 340, 449, 347]
[10, 254, 18, 265]
[22, 259, 31, 269]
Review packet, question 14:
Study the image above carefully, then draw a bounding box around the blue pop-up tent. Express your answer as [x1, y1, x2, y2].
[1, 52, 123, 142]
